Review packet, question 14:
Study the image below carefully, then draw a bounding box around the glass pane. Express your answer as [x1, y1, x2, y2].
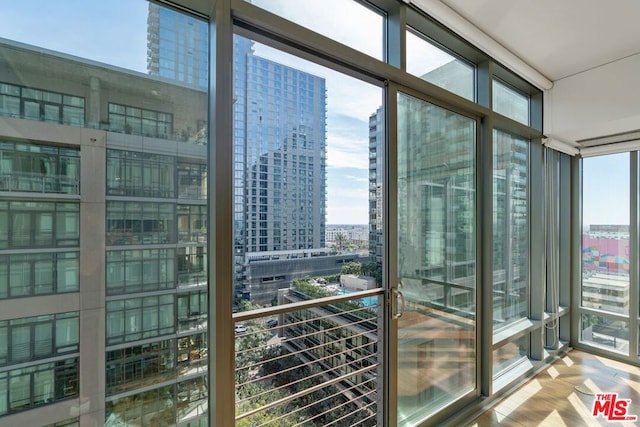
[232, 34, 383, 423]
[34, 258, 54, 294]
[106, 309, 124, 344]
[0, 326, 7, 363]
[581, 314, 629, 354]
[0, 263, 6, 299]
[493, 79, 529, 125]
[34, 322, 53, 357]
[233, 35, 383, 306]
[0, 95, 20, 117]
[56, 253, 79, 292]
[582, 154, 629, 316]
[43, 104, 59, 123]
[406, 28, 474, 101]
[10, 261, 30, 297]
[12, 325, 31, 362]
[56, 317, 79, 350]
[11, 212, 31, 247]
[33, 369, 54, 405]
[493, 131, 529, 329]
[35, 212, 53, 245]
[24, 101, 40, 120]
[9, 372, 31, 411]
[397, 92, 476, 424]
[0, 375, 5, 416]
[3, 1, 209, 422]
[0, 211, 7, 249]
[248, 0, 384, 60]
[493, 334, 529, 375]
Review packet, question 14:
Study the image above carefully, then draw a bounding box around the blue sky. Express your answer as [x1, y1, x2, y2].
[583, 153, 630, 227]
[1, 1, 149, 72]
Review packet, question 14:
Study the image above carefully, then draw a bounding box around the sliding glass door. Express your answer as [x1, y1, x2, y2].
[393, 90, 478, 425]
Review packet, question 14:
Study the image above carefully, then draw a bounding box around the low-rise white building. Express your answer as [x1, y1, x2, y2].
[340, 274, 377, 291]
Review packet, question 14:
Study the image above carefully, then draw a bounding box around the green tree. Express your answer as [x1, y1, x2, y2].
[363, 261, 383, 285]
[341, 261, 362, 275]
[335, 232, 347, 251]
[292, 278, 337, 298]
[237, 299, 261, 312]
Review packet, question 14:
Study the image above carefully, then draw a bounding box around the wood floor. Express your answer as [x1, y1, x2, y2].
[468, 349, 640, 426]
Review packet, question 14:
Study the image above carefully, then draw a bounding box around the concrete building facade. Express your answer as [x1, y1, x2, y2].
[0, 36, 208, 426]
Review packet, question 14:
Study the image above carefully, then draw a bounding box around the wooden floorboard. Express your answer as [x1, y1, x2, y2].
[467, 349, 640, 426]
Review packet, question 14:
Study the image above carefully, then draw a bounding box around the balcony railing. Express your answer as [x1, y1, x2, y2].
[234, 289, 381, 426]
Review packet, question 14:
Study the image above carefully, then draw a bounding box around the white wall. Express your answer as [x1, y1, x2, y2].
[545, 52, 640, 144]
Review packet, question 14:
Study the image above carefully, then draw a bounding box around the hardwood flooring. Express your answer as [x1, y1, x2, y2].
[468, 349, 640, 426]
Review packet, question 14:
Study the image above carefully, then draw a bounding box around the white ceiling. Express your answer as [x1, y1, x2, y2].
[410, 0, 640, 151]
[415, 0, 640, 82]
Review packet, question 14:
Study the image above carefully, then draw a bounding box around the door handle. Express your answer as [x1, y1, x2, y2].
[392, 285, 405, 319]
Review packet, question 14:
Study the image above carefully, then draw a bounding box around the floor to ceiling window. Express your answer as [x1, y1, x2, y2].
[492, 130, 530, 375]
[0, 1, 572, 426]
[396, 91, 477, 424]
[580, 153, 631, 355]
[230, 25, 385, 425]
[0, 1, 208, 425]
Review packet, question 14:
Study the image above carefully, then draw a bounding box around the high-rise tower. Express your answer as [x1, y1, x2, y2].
[147, 3, 208, 87]
[146, 8, 327, 304]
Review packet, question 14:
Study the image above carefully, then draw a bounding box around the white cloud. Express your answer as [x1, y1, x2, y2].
[326, 170, 369, 224]
[326, 135, 369, 170]
[251, 0, 383, 60]
[327, 189, 369, 224]
[328, 204, 368, 225]
[344, 175, 369, 183]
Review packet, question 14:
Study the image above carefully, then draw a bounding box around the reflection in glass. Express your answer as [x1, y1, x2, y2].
[231, 33, 382, 424]
[0, 252, 79, 298]
[0, 358, 79, 417]
[397, 92, 476, 424]
[248, 0, 384, 60]
[1, 0, 211, 424]
[232, 35, 382, 306]
[493, 79, 529, 125]
[493, 131, 528, 329]
[493, 335, 528, 375]
[105, 339, 175, 395]
[406, 28, 475, 101]
[581, 314, 629, 354]
[0, 141, 80, 194]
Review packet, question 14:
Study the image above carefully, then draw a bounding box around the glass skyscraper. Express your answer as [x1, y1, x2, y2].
[147, 7, 327, 304]
[233, 36, 327, 302]
[147, 3, 208, 87]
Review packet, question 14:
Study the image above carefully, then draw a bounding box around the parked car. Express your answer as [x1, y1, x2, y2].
[266, 319, 278, 328]
[235, 324, 247, 333]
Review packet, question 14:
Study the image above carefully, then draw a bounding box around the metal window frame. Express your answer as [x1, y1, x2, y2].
[151, 0, 549, 425]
